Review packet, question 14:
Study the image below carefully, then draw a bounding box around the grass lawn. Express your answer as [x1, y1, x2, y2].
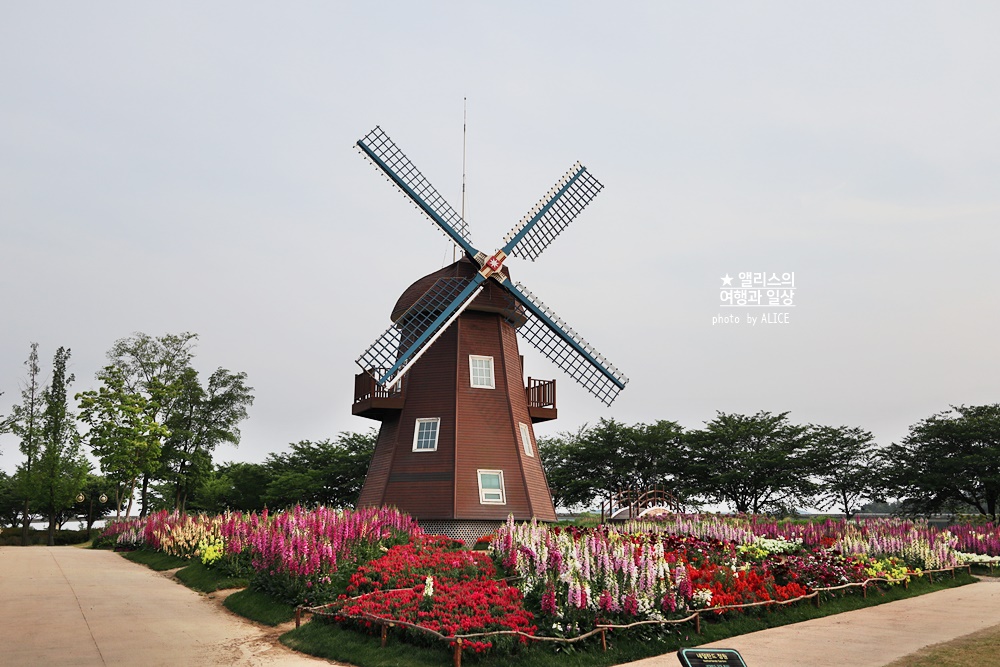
[121, 549, 190, 571]
[884, 622, 1000, 667]
[279, 572, 976, 667]
[175, 560, 250, 593]
[224, 588, 297, 626]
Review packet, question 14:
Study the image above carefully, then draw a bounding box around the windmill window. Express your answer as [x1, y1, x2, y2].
[519, 422, 534, 457]
[469, 355, 495, 389]
[477, 470, 506, 504]
[412, 418, 440, 452]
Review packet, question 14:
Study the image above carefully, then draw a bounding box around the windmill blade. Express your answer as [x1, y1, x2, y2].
[357, 275, 485, 389]
[501, 162, 603, 261]
[357, 126, 479, 258]
[507, 281, 628, 406]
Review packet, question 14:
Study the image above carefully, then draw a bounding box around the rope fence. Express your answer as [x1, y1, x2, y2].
[298, 564, 974, 666]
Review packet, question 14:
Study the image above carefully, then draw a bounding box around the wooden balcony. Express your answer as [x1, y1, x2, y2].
[526, 377, 557, 423]
[352, 370, 405, 421]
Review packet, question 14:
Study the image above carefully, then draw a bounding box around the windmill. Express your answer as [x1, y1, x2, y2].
[351, 126, 628, 541]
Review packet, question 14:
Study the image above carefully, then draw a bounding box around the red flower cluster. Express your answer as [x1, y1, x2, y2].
[340, 577, 535, 651]
[686, 563, 809, 610]
[347, 535, 495, 594]
[337, 534, 535, 653]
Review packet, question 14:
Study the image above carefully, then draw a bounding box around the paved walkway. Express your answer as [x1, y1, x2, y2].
[619, 576, 1000, 667]
[0, 546, 333, 666]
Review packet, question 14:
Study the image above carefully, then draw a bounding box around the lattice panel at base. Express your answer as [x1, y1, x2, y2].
[418, 520, 506, 546]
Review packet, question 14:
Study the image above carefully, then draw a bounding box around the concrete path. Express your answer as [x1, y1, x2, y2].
[0, 546, 334, 666]
[619, 576, 1000, 667]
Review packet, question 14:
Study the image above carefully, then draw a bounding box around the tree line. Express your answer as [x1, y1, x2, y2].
[539, 407, 1000, 522]
[0, 333, 254, 544]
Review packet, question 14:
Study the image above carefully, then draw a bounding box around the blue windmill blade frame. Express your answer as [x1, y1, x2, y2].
[506, 281, 629, 406]
[356, 275, 486, 389]
[357, 127, 479, 259]
[502, 162, 603, 261]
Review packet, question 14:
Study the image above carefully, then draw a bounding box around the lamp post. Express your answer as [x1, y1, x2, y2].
[76, 492, 109, 533]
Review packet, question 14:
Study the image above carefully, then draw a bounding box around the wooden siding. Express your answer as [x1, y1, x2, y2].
[357, 263, 558, 521]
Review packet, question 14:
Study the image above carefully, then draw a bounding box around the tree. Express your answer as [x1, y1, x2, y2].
[190, 462, 273, 513]
[886, 404, 1000, 521]
[685, 411, 815, 514]
[0, 472, 20, 528]
[538, 419, 687, 510]
[105, 332, 197, 515]
[159, 367, 254, 512]
[34, 347, 89, 545]
[263, 431, 377, 509]
[77, 365, 167, 518]
[809, 425, 884, 517]
[4, 343, 45, 545]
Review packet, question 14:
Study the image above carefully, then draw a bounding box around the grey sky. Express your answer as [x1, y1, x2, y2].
[2, 3, 999, 476]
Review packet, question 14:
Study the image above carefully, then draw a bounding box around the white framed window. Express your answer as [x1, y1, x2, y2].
[412, 418, 440, 452]
[477, 469, 506, 504]
[518, 422, 534, 457]
[469, 355, 495, 389]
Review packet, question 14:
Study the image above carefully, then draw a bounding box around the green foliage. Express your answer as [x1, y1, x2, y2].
[886, 404, 1000, 521]
[5, 343, 46, 543]
[34, 347, 90, 544]
[684, 411, 815, 514]
[77, 366, 166, 518]
[0, 472, 19, 527]
[809, 425, 883, 517]
[121, 549, 190, 571]
[175, 560, 250, 593]
[224, 588, 296, 626]
[539, 419, 686, 510]
[158, 366, 254, 513]
[262, 431, 377, 509]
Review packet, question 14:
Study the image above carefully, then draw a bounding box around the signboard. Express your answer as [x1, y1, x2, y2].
[677, 648, 747, 667]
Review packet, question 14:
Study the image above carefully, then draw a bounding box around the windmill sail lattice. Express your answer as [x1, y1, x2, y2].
[503, 162, 603, 261]
[357, 126, 475, 254]
[354, 126, 628, 406]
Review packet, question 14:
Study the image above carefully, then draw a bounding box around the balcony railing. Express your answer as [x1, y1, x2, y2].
[353, 370, 405, 420]
[526, 377, 556, 409]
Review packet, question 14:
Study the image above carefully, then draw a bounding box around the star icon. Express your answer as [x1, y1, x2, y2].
[721, 273, 733, 286]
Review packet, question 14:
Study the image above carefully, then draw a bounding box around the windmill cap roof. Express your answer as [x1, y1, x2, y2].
[391, 257, 525, 326]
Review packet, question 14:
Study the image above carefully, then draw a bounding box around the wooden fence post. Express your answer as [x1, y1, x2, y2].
[453, 638, 463, 667]
[694, 612, 701, 635]
[601, 628, 607, 652]
[295, 607, 301, 629]
[381, 623, 387, 648]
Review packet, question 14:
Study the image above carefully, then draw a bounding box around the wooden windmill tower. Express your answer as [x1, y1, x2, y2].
[350, 127, 628, 541]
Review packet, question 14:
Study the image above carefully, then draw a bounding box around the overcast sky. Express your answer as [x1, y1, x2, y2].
[2, 3, 999, 477]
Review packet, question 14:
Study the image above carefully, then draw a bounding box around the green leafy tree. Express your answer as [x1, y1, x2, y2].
[538, 419, 687, 510]
[809, 425, 884, 518]
[105, 332, 197, 516]
[263, 431, 377, 509]
[886, 404, 1000, 521]
[35, 347, 89, 545]
[77, 365, 167, 518]
[0, 472, 20, 528]
[685, 411, 815, 514]
[159, 367, 254, 512]
[190, 462, 273, 513]
[4, 343, 46, 545]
